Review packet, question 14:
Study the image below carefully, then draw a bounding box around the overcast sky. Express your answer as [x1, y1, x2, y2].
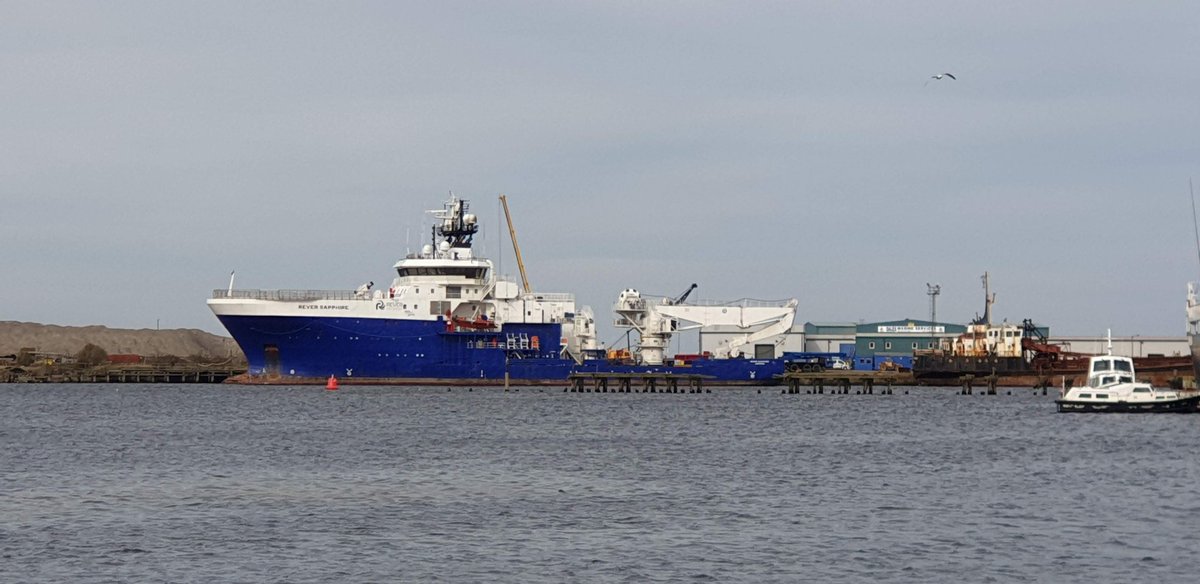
[3, 1, 1199, 343]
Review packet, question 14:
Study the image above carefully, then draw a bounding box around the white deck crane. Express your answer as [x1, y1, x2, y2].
[613, 288, 797, 365]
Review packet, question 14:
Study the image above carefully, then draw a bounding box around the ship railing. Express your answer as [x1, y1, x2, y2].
[673, 298, 794, 308]
[521, 292, 574, 302]
[211, 289, 363, 301]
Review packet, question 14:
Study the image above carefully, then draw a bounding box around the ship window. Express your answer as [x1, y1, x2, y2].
[1121, 376, 1133, 383]
[1133, 387, 1150, 393]
[1079, 393, 1092, 398]
[1101, 376, 1115, 385]
[446, 286, 462, 299]
[398, 267, 486, 279]
[1095, 393, 1109, 399]
[1093, 360, 1111, 372]
[1114, 360, 1132, 372]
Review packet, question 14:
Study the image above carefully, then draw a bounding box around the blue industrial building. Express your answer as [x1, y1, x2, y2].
[854, 319, 967, 371]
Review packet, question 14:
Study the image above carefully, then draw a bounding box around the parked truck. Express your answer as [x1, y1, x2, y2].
[782, 352, 852, 372]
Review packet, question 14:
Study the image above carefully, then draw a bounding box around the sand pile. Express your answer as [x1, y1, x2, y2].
[0, 321, 241, 358]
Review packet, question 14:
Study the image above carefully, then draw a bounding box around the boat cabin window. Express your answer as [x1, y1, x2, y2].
[1101, 375, 1116, 385]
[1095, 393, 1109, 399]
[1120, 376, 1132, 383]
[1093, 360, 1111, 372]
[1078, 393, 1092, 398]
[1133, 387, 1150, 393]
[1114, 360, 1132, 372]
[398, 267, 486, 279]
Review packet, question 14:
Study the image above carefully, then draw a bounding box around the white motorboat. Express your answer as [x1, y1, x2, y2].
[1056, 338, 1200, 413]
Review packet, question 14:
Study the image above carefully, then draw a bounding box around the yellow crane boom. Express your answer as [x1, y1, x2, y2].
[498, 194, 531, 293]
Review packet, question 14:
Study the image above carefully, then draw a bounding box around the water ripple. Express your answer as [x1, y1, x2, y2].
[1, 384, 1197, 583]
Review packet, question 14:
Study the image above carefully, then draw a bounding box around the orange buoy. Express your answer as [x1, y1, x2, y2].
[326, 375, 339, 391]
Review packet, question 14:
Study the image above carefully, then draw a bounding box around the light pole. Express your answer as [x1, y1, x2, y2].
[926, 283, 941, 324]
[927, 283, 941, 349]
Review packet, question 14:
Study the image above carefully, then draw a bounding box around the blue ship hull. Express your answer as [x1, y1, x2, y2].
[217, 315, 785, 385]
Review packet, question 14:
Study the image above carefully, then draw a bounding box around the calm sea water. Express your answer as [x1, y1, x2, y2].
[2, 384, 1197, 583]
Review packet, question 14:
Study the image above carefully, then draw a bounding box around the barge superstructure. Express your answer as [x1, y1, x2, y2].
[914, 274, 1190, 387]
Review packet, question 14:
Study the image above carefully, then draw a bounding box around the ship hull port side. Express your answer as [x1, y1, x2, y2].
[209, 310, 789, 385]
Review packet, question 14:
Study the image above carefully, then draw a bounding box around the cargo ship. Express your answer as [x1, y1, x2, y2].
[208, 195, 798, 385]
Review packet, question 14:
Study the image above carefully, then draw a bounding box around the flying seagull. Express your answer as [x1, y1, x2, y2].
[925, 73, 956, 87]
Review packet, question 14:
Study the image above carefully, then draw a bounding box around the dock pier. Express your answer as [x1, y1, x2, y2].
[3, 366, 245, 384]
[566, 373, 709, 393]
[781, 371, 912, 395]
[958, 374, 1000, 395]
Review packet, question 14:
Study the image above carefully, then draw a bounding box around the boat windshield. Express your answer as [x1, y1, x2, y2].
[1114, 360, 1132, 372]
